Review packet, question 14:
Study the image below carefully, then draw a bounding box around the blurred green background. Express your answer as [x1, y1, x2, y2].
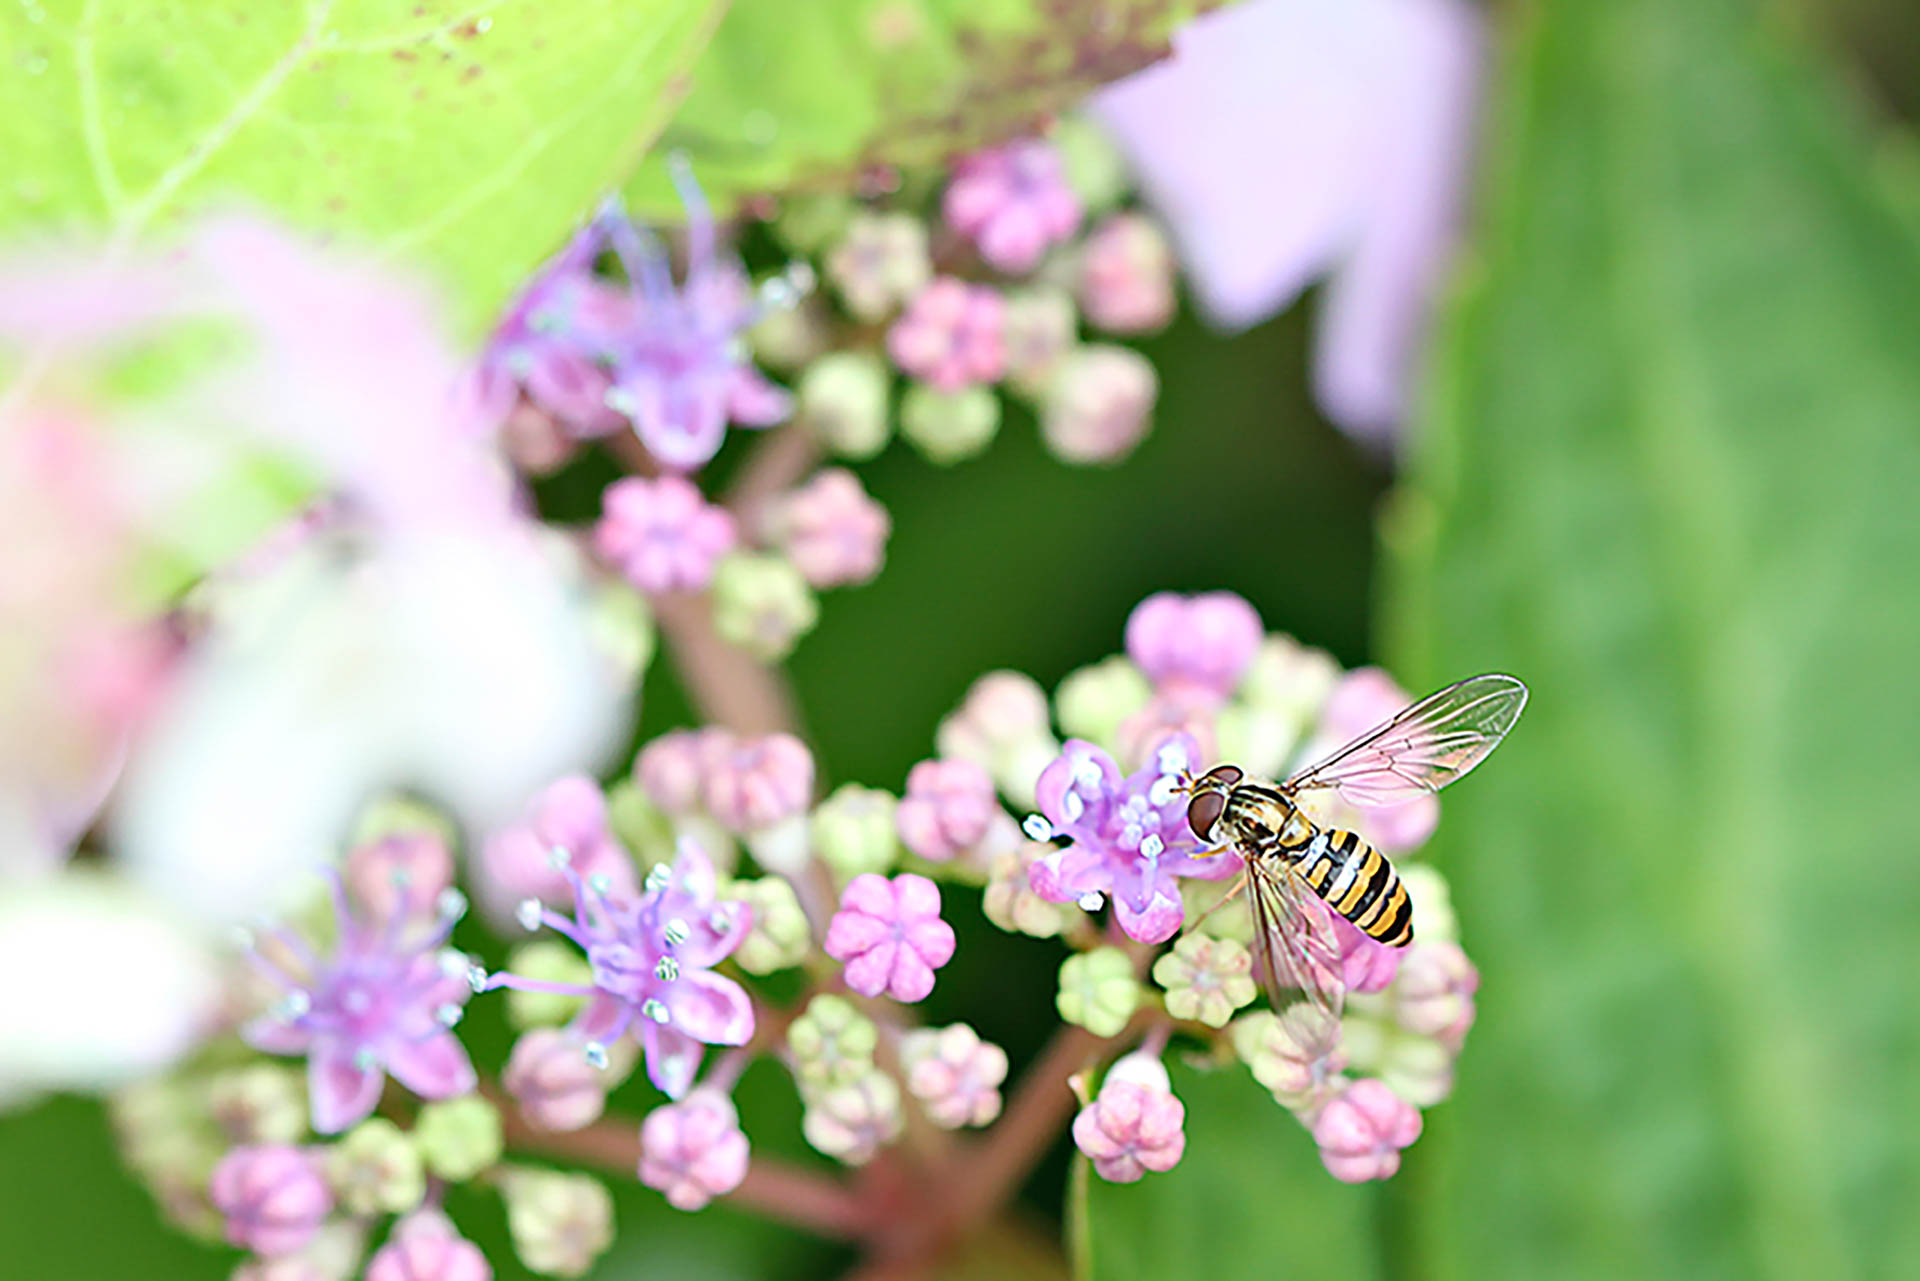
[5, 0, 1920, 1279]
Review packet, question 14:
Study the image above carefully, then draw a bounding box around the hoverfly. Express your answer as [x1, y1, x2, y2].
[1179, 674, 1527, 1048]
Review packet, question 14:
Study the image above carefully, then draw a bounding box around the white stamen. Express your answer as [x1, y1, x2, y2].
[546, 846, 573, 870]
[390, 867, 413, 889]
[588, 874, 611, 896]
[663, 919, 690, 947]
[515, 899, 545, 932]
[1022, 814, 1054, 842]
[352, 1047, 379, 1071]
[466, 965, 491, 994]
[1074, 759, 1103, 789]
[436, 888, 468, 921]
[437, 949, 471, 979]
[1077, 892, 1106, 912]
[1148, 775, 1179, 807]
[1063, 791, 1085, 822]
[708, 908, 734, 934]
[584, 1042, 609, 1069]
[1157, 742, 1189, 774]
[274, 991, 312, 1020]
[642, 998, 670, 1025]
[1141, 834, 1165, 861]
[655, 956, 681, 982]
[435, 1003, 464, 1028]
[644, 863, 672, 893]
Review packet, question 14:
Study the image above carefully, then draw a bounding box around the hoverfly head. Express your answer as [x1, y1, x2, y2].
[1183, 763, 1244, 843]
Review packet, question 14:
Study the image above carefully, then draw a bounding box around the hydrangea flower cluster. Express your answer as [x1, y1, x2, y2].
[86, 117, 1490, 1281]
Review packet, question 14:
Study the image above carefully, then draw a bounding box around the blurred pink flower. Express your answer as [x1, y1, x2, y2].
[1313, 1078, 1422, 1182]
[1095, 0, 1483, 445]
[887, 278, 1007, 392]
[769, 469, 890, 589]
[639, 1087, 751, 1210]
[943, 139, 1082, 274]
[593, 475, 737, 595]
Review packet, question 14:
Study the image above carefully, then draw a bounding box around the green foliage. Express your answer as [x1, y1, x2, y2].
[1075, 1060, 1380, 1281]
[1, 0, 724, 333]
[1382, 2, 1920, 1279]
[626, 0, 1208, 217]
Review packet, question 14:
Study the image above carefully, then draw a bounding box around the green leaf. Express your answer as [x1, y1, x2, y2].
[1078, 1060, 1383, 1281]
[2, 0, 724, 333]
[625, 0, 1209, 216]
[1383, 2, 1920, 1279]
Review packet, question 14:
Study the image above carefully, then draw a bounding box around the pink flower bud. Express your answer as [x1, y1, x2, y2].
[208, 1146, 332, 1257]
[1334, 913, 1402, 994]
[769, 468, 890, 588]
[895, 758, 999, 862]
[478, 776, 636, 924]
[638, 1088, 750, 1211]
[698, 731, 815, 833]
[364, 1217, 491, 1281]
[1387, 941, 1478, 1049]
[1124, 591, 1265, 700]
[823, 873, 956, 1002]
[1039, 345, 1157, 464]
[1313, 1079, 1422, 1183]
[503, 1029, 614, 1132]
[887, 278, 1006, 392]
[1076, 213, 1176, 334]
[634, 728, 713, 815]
[344, 832, 454, 924]
[943, 139, 1082, 273]
[593, 476, 737, 596]
[1072, 1056, 1186, 1183]
[901, 1024, 1008, 1129]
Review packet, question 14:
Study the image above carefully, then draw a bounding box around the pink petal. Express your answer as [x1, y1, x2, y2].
[842, 940, 899, 998]
[643, 1022, 704, 1099]
[903, 917, 956, 969]
[664, 971, 754, 1046]
[726, 367, 793, 427]
[243, 1015, 313, 1055]
[892, 873, 942, 923]
[573, 993, 631, 1043]
[838, 873, 897, 918]
[886, 950, 937, 1003]
[824, 911, 893, 957]
[1114, 888, 1185, 945]
[383, 1030, 477, 1101]
[308, 1044, 384, 1134]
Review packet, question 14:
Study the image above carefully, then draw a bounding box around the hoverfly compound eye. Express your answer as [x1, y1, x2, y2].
[1201, 764, 1244, 788]
[1186, 789, 1227, 841]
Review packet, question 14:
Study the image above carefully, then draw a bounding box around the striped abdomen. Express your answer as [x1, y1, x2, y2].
[1291, 828, 1413, 946]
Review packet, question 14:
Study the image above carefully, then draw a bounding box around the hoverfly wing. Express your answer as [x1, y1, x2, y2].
[1282, 673, 1528, 809]
[1246, 855, 1346, 1056]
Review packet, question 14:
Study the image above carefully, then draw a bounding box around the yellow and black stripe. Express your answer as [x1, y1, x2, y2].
[1292, 828, 1413, 947]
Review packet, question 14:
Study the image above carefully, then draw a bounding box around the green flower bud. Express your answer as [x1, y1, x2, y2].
[413, 1095, 503, 1181]
[604, 779, 679, 867]
[1152, 933, 1258, 1028]
[501, 1167, 615, 1278]
[711, 552, 818, 663]
[899, 384, 999, 464]
[1054, 656, 1151, 752]
[1341, 1015, 1455, 1107]
[800, 1068, 903, 1165]
[503, 940, 597, 1029]
[982, 841, 1078, 939]
[587, 576, 654, 681]
[1056, 947, 1139, 1037]
[749, 295, 833, 371]
[798, 351, 892, 460]
[809, 783, 901, 881]
[724, 875, 811, 974]
[207, 1064, 308, 1145]
[327, 1117, 425, 1217]
[1238, 635, 1340, 726]
[774, 194, 858, 255]
[349, 794, 458, 849]
[787, 994, 879, 1091]
[1051, 113, 1131, 214]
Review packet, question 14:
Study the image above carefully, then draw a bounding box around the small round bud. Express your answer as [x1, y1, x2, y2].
[1354, 939, 1478, 1049]
[327, 1117, 425, 1217]
[1072, 1054, 1185, 1183]
[1341, 1017, 1457, 1107]
[1049, 113, 1131, 214]
[1000, 287, 1079, 398]
[207, 1064, 308, 1146]
[1038, 344, 1156, 464]
[364, 1214, 490, 1281]
[766, 468, 890, 588]
[501, 1167, 615, 1278]
[889, 278, 1006, 391]
[797, 351, 892, 460]
[413, 1095, 504, 1181]
[1125, 591, 1265, 701]
[786, 994, 880, 1092]
[638, 1087, 750, 1211]
[710, 552, 819, 663]
[1231, 1006, 1348, 1114]
[698, 730, 815, 833]
[773, 193, 857, 255]
[1054, 656, 1152, 752]
[943, 139, 1081, 274]
[895, 758, 999, 862]
[826, 212, 932, 321]
[724, 876, 811, 974]
[593, 476, 737, 597]
[503, 1028, 619, 1132]
[1056, 947, 1139, 1037]
[934, 670, 1061, 810]
[1152, 933, 1258, 1028]
[634, 728, 710, 815]
[748, 294, 833, 371]
[1076, 213, 1176, 334]
[810, 784, 902, 881]
[900, 1023, 1008, 1129]
[208, 1145, 332, 1257]
[1312, 1078, 1423, 1183]
[343, 832, 455, 924]
[824, 874, 956, 1002]
[899, 382, 1000, 464]
[983, 840, 1079, 939]
[801, 1068, 904, 1166]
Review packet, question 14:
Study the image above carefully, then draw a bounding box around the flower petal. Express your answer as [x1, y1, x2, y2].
[643, 1022, 704, 1099]
[307, 1043, 384, 1134]
[383, 1030, 477, 1101]
[664, 970, 754, 1047]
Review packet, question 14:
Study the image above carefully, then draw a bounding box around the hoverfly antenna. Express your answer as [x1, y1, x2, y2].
[1171, 767, 1196, 795]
